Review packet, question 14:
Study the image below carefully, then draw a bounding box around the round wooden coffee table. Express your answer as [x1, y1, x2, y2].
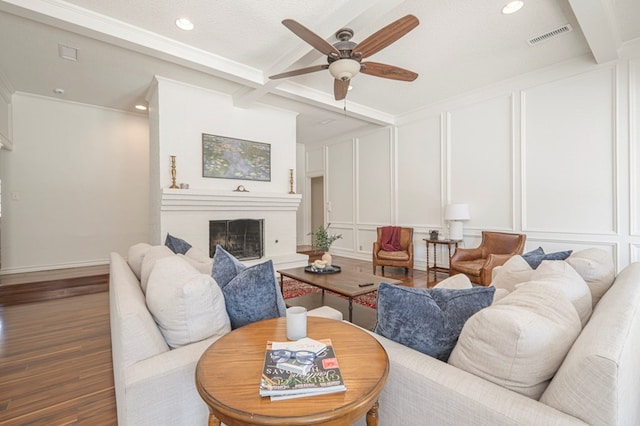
[196, 316, 389, 426]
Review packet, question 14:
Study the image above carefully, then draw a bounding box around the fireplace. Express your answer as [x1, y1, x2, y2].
[209, 219, 264, 260]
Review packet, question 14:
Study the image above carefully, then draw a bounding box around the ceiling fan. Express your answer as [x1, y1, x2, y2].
[269, 15, 420, 101]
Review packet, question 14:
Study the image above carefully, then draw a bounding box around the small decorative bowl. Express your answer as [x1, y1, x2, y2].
[313, 260, 329, 270]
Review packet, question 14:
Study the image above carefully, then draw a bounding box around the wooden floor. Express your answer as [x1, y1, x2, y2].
[0, 256, 443, 425]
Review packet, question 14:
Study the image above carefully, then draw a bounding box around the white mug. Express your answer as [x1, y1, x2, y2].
[286, 306, 307, 340]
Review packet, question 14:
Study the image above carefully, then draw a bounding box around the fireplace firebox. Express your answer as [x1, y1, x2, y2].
[209, 219, 264, 260]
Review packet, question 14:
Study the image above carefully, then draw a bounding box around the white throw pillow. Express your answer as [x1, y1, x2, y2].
[525, 260, 592, 327]
[566, 248, 615, 307]
[140, 245, 175, 294]
[449, 281, 581, 399]
[179, 251, 213, 275]
[185, 246, 212, 263]
[127, 242, 152, 280]
[433, 274, 473, 289]
[493, 288, 510, 303]
[146, 256, 231, 349]
[491, 255, 533, 292]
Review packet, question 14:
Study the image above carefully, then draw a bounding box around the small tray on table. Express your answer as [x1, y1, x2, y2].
[304, 265, 341, 274]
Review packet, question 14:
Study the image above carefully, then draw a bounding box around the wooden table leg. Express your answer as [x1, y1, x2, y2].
[366, 400, 379, 426]
[348, 297, 353, 322]
[208, 413, 221, 426]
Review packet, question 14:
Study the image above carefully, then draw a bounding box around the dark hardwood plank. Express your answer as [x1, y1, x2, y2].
[0, 265, 109, 306]
[0, 292, 116, 425]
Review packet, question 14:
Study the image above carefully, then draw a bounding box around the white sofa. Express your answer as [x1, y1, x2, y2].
[109, 249, 342, 426]
[355, 257, 640, 426]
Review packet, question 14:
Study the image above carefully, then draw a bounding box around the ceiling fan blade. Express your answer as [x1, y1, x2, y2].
[351, 15, 419, 59]
[361, 61, 418, 81]
[334, 79, 349, 101]
[282, 19, 340, 58]
[269, 64, 329, 79]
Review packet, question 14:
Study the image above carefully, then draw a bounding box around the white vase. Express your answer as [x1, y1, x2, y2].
[321, 252, 332, 266]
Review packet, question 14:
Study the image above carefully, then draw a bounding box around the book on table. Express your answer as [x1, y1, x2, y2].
[259, 338, 346, 400]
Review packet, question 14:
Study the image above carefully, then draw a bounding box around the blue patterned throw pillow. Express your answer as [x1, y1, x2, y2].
[212, 245, 286, 329]
[164, 233, 192, 254]
[374, 283, 495, 361]
[522, 247, 573, 269]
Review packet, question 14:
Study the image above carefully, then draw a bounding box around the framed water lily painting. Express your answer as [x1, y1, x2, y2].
[202, 133, 271, 181]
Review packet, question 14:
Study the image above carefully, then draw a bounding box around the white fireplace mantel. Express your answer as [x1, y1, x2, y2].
[157, 188, 307, 270]
[161, 188, 302, 211]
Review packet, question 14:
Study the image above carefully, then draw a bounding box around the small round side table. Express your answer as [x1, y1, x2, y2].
[196, 316, 389, 426]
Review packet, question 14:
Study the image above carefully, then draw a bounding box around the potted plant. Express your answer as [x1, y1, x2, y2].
[310, 224, 342, 265]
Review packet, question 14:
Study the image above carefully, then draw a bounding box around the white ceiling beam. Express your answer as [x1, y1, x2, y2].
[568, 0, 621, 63]
[272, 81, 395, 126]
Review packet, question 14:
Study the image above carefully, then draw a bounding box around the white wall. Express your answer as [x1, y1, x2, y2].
[148, 77, 302, 264]
[305, 53, 640, 271]
[1, 93, 149, 272]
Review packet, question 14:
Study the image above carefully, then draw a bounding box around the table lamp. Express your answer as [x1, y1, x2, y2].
[444, 204, 470, 241]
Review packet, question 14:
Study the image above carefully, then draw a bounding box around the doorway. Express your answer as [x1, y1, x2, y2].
[310, 176, 324, 241]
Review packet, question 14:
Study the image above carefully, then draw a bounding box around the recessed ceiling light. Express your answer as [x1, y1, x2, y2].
[53, 88, 65, 95]
[175, 18, 194, 31]
[502, 0, 524, 14]
[135, 104, 147, 111]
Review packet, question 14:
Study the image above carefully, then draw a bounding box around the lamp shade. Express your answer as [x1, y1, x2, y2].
[444, 204, 470, 221]
[329, 59, 361, 81]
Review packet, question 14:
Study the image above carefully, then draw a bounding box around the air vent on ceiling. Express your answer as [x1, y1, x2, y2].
[58, 44, 78, 61]
[528, 24, 573, 47]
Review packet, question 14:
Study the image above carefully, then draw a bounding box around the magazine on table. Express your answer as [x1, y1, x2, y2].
[259, 338, 346, 400]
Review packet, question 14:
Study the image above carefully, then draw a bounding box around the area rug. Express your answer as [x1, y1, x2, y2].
[282, 278, 377, 309]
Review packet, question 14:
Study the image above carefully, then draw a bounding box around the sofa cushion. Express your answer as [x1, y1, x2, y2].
[566, 248, 615, 307]
[127, 242, 152, 280]
[522, 247, 573, 269]
[374, 283, 495, 361]
[178, 247, 213, 275]
[450, 258, 486, 277]
[140, 245, 174, 294]
[433, 274, 473, 289]
[164, 233, 192, 254]
[377, 250, 410, 261]
[540, 262, 640, 425]
[491, 255, 533, 293]
[145, 256, 231, 349]
[211, 245, 246, 287]
[526, 260, 592, 326]
[521, 247, 544, 266]
[212, 246, 286, 329]
[186, 246, 212, 263]
[448, 281, 581, 399]
[177, 254, 212, 275]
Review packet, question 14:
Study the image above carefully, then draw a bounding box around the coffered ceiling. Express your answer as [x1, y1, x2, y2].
[0, 0, 638, 144]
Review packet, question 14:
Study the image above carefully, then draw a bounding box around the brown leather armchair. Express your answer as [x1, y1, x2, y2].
[450, 231, 526, 286]
[372, 227, 414, 277]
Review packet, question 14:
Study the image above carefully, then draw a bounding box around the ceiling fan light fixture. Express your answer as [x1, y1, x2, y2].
[329, 59, 360, 81]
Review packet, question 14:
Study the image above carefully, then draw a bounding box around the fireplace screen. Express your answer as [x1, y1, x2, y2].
[209, 219, 264, 260]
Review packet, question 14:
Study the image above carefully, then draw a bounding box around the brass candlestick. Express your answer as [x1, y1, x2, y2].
[289, 168, 295, 194]
[170, 155, 179, 188]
